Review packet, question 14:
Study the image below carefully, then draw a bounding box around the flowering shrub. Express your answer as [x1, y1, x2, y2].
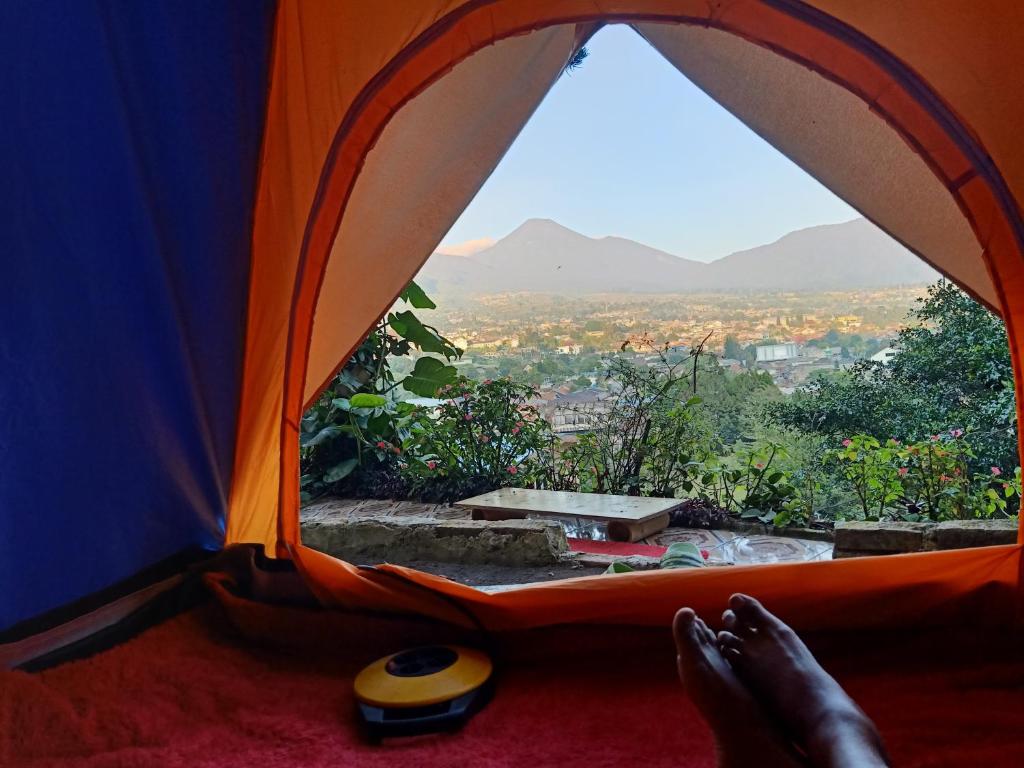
[300, 393, 420, 500]
[400, 377, 553, 502]
[831, 435, 905, 520]
[830, 431, 1020, 521]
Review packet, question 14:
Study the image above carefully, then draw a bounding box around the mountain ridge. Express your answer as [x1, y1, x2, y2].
[419, 218, 938, 294]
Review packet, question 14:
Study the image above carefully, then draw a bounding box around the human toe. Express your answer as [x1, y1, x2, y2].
[729, 594, 782, 632]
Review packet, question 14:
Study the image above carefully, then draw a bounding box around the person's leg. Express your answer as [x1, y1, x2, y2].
[717, 594, 890, 768]
[673, 608, 808, 767]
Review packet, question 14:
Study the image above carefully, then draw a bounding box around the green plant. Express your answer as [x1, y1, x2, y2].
[768, 280, 1017, 474]
[831, 435, 904, 521]
[693, 440, 796, 523]
[552, 340, 718, 497]
[299, 281, 460, 501]
[976, 466, 1022, 517]
[827, 430, 1021, 521]
[540, 433, 599, 493]
[401, 377, 553, 502]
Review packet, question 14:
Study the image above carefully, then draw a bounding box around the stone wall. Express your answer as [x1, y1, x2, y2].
[833, 519, 1017, 558]
[301, 515, 568, 566]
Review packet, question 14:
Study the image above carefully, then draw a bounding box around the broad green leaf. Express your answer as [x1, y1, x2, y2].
[324, 458, 358, 483]
[349, 393, 387, 409]
[403, 357, 458, 397]
[389, 310, 453, 356]
[367, 412, 392, 436]
[399, 281, 436, 309]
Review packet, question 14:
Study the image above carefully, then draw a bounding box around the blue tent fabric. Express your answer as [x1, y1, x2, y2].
[0, 1, 277, 631]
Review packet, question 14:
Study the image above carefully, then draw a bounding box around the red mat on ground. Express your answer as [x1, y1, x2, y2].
[568, 538, 667, 557]
[4, 601, 1024, 767]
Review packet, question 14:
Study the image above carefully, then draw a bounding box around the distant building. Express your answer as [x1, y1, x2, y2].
[756, 342, 799, 362]
[834, 314, 862, 329]
[529, 388, 610, 435]
[870, 346, 899, 365]
[556, 344, 581, 355]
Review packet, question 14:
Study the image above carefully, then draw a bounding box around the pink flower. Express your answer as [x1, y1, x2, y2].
[511, 427, 520, 434]
[700, 549, 710, 560]
[483, 379, 493, 385]
[755, 463, 764, 469]
[842, 439, 852, 447]
[464, 414, 473, 421]
[376, 441, 387, 449]
[392, 446, 401, 455]
[426, 461, 437, 470]
[991, 466, 1003, 476]
[950, 429, 964, 438]
[1002, 483, 1010, 491]
[516, 421, 525, 428]
[898, 467, 909, 476]
[506, 466, 518, 474]
[930, 435, 940, 441]
[940, 474, 951, 483]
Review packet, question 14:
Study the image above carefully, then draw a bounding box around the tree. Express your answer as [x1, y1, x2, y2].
[723, 334, 744, 360]
[768, 281, 1016, 472]
[741, 343, 758, 368]
[697, 363, 782, 444]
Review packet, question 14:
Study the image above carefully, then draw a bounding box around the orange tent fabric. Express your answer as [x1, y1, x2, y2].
[224, 1, 1024, 632]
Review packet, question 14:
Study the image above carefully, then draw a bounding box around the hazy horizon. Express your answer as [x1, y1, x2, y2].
[438, 24, 860, 264]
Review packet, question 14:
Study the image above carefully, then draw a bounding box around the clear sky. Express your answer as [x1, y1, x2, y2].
[438, 24, 857, 263]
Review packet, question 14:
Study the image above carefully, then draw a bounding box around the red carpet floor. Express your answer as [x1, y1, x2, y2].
[4, 601, 1024, 767]
[568, 538, 667, 557]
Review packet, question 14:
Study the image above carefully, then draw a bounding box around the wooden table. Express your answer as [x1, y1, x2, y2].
[454, 488, 681, 542]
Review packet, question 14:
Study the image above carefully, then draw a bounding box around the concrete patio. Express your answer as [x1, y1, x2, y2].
[301, 498, 834, 567]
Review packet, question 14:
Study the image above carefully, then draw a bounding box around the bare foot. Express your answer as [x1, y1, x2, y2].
[717, 594, 889, 768]
[673, 608, 807, 768]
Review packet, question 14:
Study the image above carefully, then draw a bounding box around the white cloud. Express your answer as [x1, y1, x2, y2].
[436, 237, 496, 257]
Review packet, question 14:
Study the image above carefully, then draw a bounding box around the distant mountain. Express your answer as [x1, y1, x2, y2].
[417, 218, 938, 295]
[699, 218, 938, 291]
